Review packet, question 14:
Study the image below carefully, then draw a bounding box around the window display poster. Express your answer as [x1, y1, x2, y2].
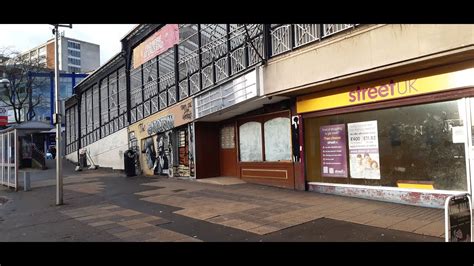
[446, 194, 472, 242]
[320, 124, 348, 177]
[348, 120, 380, 179]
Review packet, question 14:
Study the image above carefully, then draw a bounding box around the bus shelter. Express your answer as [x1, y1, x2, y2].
[0, 121, 53, 191]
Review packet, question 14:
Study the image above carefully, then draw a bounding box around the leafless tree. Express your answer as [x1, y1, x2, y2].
[0, 46, 48, 124]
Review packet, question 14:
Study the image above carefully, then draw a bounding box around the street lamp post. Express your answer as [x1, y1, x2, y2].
[51, 24, 72, 206]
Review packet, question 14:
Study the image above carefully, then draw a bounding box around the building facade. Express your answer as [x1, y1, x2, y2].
[264, 24, 474, 207]
[18, 34, 100, 73]
[0, 71, 87, 124]
[65, 54, 128, 169]
[28, 72, 87, 123]
[65, 24, 474, 208]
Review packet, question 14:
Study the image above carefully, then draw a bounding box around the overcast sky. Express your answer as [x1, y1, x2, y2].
[0, 24, 136, 65]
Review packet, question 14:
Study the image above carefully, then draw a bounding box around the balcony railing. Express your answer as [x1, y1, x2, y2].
[270, 24, 357, 57]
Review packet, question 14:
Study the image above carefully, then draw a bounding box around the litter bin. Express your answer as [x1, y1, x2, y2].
[124, 149, 136, 177]
[79, 148, 88, 168]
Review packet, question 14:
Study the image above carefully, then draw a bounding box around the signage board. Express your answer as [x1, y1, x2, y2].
[320, 124, 348, 177]
[0, 107, 7, 126]
[445, 194, 472, 242]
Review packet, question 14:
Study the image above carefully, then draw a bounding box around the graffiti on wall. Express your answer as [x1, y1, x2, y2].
[147, 115, 174, 136]
[154, 131, 173, 177]
[138, 123, 146, 133]
[143, 137, 156, 170]
[181, 102, 192, 121]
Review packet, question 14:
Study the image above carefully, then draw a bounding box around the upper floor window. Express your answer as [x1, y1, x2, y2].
[68, 66, 81, 73]
[67, 41, 81, 50]
[68, 49, 81, 57]
[68, 57, 81, 66]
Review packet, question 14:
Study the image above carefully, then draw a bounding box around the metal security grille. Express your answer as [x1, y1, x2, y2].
[118, 67, 127, 115]
[109, 71, 119, 132]
[100, 77, 109, 137]
[80, 93, 86, 146]
[323, 24, 354, 37]
[66, 105, 78, 154]
[143, 58, 158, 118]
[86, 89, 93, 140]
[294, 24, 320, 48]
[270, 24, 291, 56]
[92, 84, 100, 142]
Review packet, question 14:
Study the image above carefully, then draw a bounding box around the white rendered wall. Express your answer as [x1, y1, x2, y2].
[65, 128, 128, 170]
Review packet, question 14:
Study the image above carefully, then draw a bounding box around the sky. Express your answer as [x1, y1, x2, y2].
[0, 24, 136, 65]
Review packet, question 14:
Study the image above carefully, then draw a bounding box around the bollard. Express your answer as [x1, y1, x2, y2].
[23, 172, 31, 191]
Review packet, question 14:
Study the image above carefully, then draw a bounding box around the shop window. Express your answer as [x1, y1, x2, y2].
[304, 99, 468, 191]
[264, 117, 291, 161]
[239, 122, 262, 161]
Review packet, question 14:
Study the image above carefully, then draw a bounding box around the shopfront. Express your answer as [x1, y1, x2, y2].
[128, 98, 194, 177]
[235, 108, 295, 189]
[297, 62, 474, 208]
[193, 69, 296, 188]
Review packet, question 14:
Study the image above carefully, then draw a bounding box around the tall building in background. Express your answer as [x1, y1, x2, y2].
[1, 33, 97, 124]
[27, 71, 88, 123]
[18, 33, 100, 73]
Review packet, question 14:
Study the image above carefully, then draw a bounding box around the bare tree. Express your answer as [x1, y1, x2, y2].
[0, 46, 48, 124]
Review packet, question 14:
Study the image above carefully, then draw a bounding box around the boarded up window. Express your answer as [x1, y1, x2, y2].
[239, 122, 262, 161]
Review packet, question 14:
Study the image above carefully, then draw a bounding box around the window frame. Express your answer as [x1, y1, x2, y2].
[237, 110, 292, 163]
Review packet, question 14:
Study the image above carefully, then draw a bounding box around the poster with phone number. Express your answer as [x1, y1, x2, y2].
[320, 124, 348, 178]
[348, 120, 380, 179]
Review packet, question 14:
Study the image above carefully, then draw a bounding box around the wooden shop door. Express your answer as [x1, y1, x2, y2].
[219, 124, 238, 177]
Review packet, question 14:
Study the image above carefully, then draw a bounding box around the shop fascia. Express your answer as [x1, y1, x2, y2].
[298, 67, 474, 114]
[147, 115, 174, 136]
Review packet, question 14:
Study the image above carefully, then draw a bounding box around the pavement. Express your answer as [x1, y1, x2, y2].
[0, 160, 445, 242]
